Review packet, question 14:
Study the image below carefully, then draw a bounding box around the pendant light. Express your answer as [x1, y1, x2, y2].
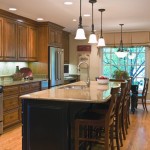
[115, 24, 128, 58]
[75, 0, 86, 40]
[97, 9, 105, 47]
[88, 0, 97, 44]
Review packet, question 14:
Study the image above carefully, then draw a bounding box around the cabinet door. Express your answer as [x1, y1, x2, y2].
[0, 17, 3, 60]
[56, 30, 62, 47]
[3, 18, 17, 60]
[3, 108, 20, 128]
[49, 27, 56, 45]
[49, 27, 62, 47]
[28, 26, 37, 61]
[22, 101, 68, 150]
[17, 23, 28, 61]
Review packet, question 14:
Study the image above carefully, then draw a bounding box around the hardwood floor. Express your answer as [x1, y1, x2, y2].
[0, 104, 150, 150]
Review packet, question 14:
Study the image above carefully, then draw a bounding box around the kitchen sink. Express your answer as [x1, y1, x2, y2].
[59, 85, 88, 90]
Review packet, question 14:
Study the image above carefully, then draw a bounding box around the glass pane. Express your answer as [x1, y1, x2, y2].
[103, 48, 111, 53]
[103, 66, 111, 77]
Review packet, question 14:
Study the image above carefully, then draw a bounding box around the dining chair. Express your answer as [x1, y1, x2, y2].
[74, 86, 120, 150]
[137, 78, 149, 111]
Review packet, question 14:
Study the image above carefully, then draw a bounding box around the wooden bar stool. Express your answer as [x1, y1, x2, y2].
[74, 87, 120, 150]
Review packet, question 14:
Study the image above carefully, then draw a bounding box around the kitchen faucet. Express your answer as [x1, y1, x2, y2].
[77, 61, 90, 87]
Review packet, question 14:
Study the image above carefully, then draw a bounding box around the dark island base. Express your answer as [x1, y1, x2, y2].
[22, 99, 91, 150]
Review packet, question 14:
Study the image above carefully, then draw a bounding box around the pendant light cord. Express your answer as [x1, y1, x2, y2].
[99, 9, 105, 38]
[119, 24, 124, 52]
[79, 0, 82, 28]
[91, 3, 94, 33]
[100, 11, 103, 38]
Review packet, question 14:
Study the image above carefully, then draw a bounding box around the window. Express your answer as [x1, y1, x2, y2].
[102, 46, 146, 90]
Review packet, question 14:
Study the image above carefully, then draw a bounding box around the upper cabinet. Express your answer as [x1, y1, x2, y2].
[28, 26, 38, 61]
[18, 24, 38, 61]
[0, 9, 38, 62]
[62, 31, 69, 64]
[17, 22, 28, 61]
[3, 18, 17, 61]
[48, 26, 62, 47]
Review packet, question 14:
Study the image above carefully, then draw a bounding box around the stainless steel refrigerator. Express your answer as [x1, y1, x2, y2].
[48, 47, 64, 87]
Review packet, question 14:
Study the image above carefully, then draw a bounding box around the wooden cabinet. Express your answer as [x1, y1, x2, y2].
[49, 27, 62, 47]
[62, 31, 69, 64]
[18, 24, 38, 61]
[3, 85, 19, 128]
[28, 26, 38, 61]
[0, 17, 3, 60]
[3, 18, 17, 61]
[3, 81, 41, 130]
[0, 9, 38, 62]
[17, 23, 28, 61]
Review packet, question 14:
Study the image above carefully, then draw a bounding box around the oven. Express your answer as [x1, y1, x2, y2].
[0, 86, 3, 134]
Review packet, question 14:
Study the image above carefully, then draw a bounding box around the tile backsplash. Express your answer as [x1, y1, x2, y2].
[0, 62, 28, 81]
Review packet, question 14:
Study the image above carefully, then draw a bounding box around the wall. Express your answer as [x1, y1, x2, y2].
[69, 34, 101, 81]
[69, 32, 150, 99]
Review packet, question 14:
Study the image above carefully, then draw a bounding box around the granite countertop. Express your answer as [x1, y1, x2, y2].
[0, 78, 48, 86]
[20, 81, 120, 103]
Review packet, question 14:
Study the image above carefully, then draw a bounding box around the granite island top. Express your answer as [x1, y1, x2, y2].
[0, 78, 47, 86]
[20, 81, 120, 103]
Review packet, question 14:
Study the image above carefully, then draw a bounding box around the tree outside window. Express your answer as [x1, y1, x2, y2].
[102, 46, 145, 90]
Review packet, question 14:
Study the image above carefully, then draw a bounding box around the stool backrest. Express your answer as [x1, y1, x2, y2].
[106, 86, 120, 126]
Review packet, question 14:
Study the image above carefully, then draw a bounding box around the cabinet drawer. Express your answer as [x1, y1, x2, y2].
[3, 86, 19, 96]
[20, 84, 30, 94]
[30, 82, 40, 91]
[3, 109, 20, 128]
[3, 95, 19, 111]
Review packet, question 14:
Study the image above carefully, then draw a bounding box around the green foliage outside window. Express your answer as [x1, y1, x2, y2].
[102, 46, 145, 89]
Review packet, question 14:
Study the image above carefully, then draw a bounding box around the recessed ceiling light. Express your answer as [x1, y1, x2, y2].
[9, 8, 17, 11]
[64, 1, 73, 5]
[17, 19, 24, 23]
[73, 19, 77, 22]
[37, 18, 44, 21]
[84, 14, 90, 17]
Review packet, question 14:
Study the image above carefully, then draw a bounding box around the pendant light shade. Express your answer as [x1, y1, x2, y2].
[88, 0, 97, 44]
[128, 53, 136, 59]
[97, 9, 105, 47]
[75, 0, 86, 40]
[75, 28, 86, 40]
[115, 24, 128, 58]
[97, 37, 105, 46]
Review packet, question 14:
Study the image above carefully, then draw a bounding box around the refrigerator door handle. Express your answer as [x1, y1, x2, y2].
[55, 51, 58, 80]
[59, 51, 61, 80]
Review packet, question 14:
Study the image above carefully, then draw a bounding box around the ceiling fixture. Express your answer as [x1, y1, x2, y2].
[75, 0, 86, 40]
[88, 0, 97, 44]
[128, 52, 136, 59]
[97, 9, 105, 47]
[115, 24, 128, 58]
[37, 18, 44, 21]
[64, 0, 73, 5]
[9, 8, 17, 11]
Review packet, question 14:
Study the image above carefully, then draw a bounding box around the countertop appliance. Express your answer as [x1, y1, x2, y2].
[0, 85, 3, 134]
[48, 47, 64, 87]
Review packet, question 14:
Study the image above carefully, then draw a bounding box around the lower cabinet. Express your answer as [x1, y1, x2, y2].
[22, 100, 91, 150]
[22, 101, 68, 150]
[3, 81, 41, 130]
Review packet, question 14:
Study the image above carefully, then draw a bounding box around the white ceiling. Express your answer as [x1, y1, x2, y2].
[0, 0, 150, 34]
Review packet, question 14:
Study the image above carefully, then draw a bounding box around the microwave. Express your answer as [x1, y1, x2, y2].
[64, 64, 69, 77]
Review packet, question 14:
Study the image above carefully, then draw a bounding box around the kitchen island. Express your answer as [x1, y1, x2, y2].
[20, 81, 120, 150]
